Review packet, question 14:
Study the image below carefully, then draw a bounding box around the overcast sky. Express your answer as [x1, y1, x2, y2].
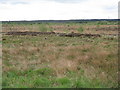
[0, 0, 119, 21]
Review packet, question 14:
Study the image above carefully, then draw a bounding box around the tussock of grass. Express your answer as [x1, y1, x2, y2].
[77, 26, 84, 33]
[39, 24, 53, 32]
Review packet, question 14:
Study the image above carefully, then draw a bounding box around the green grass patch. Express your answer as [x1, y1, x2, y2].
[77, 26, 84, 33]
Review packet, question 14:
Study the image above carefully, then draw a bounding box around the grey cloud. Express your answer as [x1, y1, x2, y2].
[0, 0, 87, 4]
[0, 0, 29, 5]
[11, 2, 29, 5]
[47, 0, 87, 3]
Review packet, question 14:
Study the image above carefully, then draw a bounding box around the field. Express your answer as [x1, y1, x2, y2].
[2, 21, 118, 88]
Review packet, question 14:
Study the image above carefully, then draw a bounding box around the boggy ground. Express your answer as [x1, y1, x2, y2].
[2, 21, 118, 88]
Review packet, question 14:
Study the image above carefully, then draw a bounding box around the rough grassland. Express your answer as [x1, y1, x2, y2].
[2, 21, 118, 88]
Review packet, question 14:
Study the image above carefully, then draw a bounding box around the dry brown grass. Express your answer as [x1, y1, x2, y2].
[3, 39, 118, 81]
[2, 24, 118, 35]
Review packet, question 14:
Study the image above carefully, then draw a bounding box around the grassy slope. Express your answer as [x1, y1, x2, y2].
[2, 21, 118, 88]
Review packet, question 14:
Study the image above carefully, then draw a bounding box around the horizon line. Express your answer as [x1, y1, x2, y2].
[1, 19, 119, 22]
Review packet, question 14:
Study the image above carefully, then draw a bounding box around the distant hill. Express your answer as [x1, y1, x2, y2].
[1, 19, 119, 23]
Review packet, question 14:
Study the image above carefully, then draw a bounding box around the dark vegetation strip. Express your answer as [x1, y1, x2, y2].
[4, 31, 118, 37]
[4, 31, 102, 37]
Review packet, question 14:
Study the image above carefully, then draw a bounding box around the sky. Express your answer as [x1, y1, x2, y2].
[0, 0, 119, 21]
